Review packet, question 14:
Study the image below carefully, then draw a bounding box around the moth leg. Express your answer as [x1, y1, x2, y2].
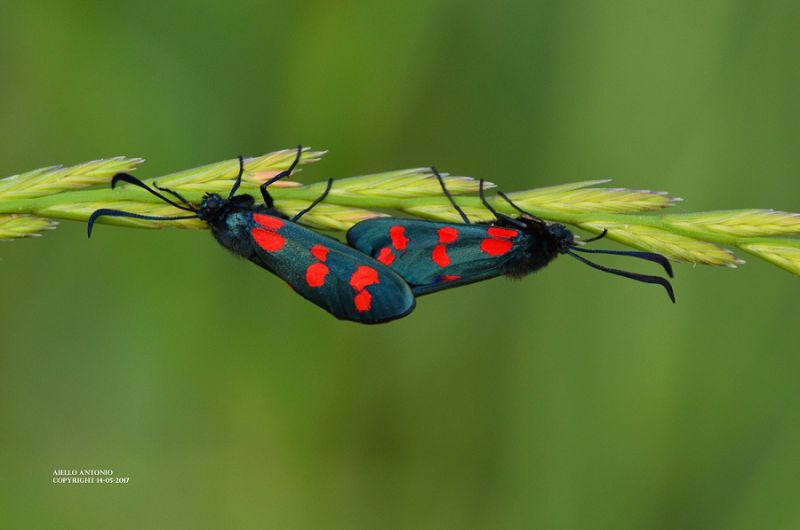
[480, 179, 526, 228]
[292, 178, 333, 222]
[432, 166, 470, 224]
[495, 212, 527, 228]
[153, 183, 195, 210]
[260, 145, 303, 208]
[496, 190, 546, 225]
[227, 156, 245, 199]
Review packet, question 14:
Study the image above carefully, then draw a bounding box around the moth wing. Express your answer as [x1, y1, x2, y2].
[249, 217, 415, 324]
[347, 219, 516, 296]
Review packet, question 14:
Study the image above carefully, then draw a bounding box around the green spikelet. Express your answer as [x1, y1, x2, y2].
[330, 168, 492, 198]
[665, 209, 800, 237]
[738, 239, 800, 275]
[135, 148, 326, 194]
[0, 214, 58, 239]
[506, 182, 678, 214]
[0, 157, 144, 200]
[579, 221, 744, 266]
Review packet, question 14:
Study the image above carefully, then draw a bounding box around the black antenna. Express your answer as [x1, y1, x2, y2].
[431, 166, 470, 224]
[87, 209, 198, 238]
[88, 172, 200, 238]
[569, 228, 673, 277]
[566, 249, 675, 303]
[570, 246, 673, 277]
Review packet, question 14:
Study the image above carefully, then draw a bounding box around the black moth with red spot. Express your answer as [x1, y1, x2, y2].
[87, 147, 416, 324]
[347, 169, 676, 302]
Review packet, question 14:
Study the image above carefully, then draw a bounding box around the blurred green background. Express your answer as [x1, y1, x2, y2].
[1, 1, 799, 528]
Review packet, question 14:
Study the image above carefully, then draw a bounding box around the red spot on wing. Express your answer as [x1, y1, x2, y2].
[377, 247, 395, 265]
[251, 227, 286, 252]
[253, 213, 284, 230]
[442, 275, 461, 281]
[437, 226, 458, 243]
[349, 266, 380, 313]
[310, 244, 329, 261]
[432, 244, 451, 267]
[349, 266, 379, 291]
[487, 226, 519, 239]
[354, 290, 373, 312]
[432, 227, 459, 267]
[389, 226, 409, 250]
[481, 238, 513, 256]
[305, 262, 329, 288]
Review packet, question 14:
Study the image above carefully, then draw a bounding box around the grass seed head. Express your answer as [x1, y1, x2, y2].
[0, 214, 58, 239]
[666, 209, 800, 237]
[580, 221, 744, 266]
[331, 168, 492, 198]
[0, 157, 144, 200]
[152, 148, 326, 193]
[508, 182, 678, 214]
[738, 240, 800, 275]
